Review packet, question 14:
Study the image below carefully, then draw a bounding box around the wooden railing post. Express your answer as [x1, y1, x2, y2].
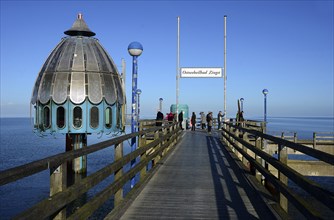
[162, 125, 168, 155]
[157, 128, 163, 160]
[241, 132, 248, 167]
[261, 123, 268, 185]
[139, 122, 147, 179]
[294, 132, 297, 143]
[221, 122, 226, 143]
[114, 142, 123, 207]
[114, 103, 126, 207]
[50, 163, 67, 220]
[227, 124, 234, 149]
[313, 132, 317, 149]
[152, 130, 159, 166]
[234, 127, 240, 156]
[255, 136, 262, 182]
[174, 123, 178, 145]
[279, 133, 288, 212]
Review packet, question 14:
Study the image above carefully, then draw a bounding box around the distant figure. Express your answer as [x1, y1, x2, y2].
[206, 112, 213, 134]
[236, 111, 240, 127]
[201, 112, 206, 129]
[191, 112, 196, 131]
[167, 112, 174, 124]
[156, 111, 164, 126]
[239, 111, 245, 127]
[178, 111, 184, 130]
[217, 111, 225, 130]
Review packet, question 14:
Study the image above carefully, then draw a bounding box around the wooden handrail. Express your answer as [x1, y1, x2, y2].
[221, 122, 334, 218]
[1, 121, 181, 219]
[221, 131, 323, 219]
[0, 124, 176, 186]
[225, 122, 334, 165]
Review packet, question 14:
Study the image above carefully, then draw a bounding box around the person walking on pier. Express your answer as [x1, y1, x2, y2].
[206, 112, 213, 134]
[155, 111, 164, 126]
[178, 111, 184, 130]
[200, 112, 206, 129]
[217, 111, 224, 130]
[239, 111, 245, 127]
[167, 112, 174, 124]
[191, 112, 196, 131]
[236, 111, 240, 127]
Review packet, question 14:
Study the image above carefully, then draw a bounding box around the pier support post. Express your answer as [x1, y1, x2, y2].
[235, 129, 242, 159]
[50, 163, 67, 219]
[139, 122, 147, 179]
[229, 123, 235, 152]
[241, 131, 250, 169]
[69, 134, 87, 174]
[114, 101, 126, 207]
[261, 123, 268, 185]
[162, 126, 168, 155]
[278, 142, 288, 213]
[155, 130, 162, 162]
[172, 123, 176, 145]
[114, 142, 123, 207]
[49, 133, 87, 219]
[255, 137, 262, 182]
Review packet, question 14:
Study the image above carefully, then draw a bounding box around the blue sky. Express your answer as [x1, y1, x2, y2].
[1, 0, 333, 118]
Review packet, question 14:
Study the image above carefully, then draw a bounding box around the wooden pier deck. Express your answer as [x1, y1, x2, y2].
[108, 130, 280, 219]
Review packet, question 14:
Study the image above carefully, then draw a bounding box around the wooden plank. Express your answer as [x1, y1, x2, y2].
[117, 131, 277, 219]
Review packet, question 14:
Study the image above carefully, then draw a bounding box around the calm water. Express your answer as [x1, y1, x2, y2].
[0, 117, 333, 219]
[265, 116, 334, 139]
[0, 118, 133, 219]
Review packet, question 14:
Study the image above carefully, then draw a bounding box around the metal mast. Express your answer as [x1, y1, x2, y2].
[176, 16, 180, 118]
[224, 15, 227, 120]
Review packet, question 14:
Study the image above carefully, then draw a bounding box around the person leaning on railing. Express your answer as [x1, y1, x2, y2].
[217, 111, 224, 130]
[156, 111, 164, 126]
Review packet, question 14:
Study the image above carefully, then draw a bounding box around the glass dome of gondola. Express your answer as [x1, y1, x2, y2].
[31, 13, 125, 135]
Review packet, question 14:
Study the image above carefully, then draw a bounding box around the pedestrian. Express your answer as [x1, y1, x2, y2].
[191, 112, 196, 131]
[178, 111, 184, 130]
[217, 111, 225, 130]
[239, 111, 245, 127]
[206, 112, 213, 134]
[155, 111, 164, 126]
[167, 112, 174, 124]
[236, 111, 240, 127]
[201, 112, 206, 129]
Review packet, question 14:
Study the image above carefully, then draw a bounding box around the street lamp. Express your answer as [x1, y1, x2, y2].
[262, 89, 269, 124]
[128, 41, 143, 138]
[240, 98, 244, 112]
[128, 41, 143, 188]
[159, 98, 163, 112]
[136, 89, 142, 125]
[262, 88, 269, 184]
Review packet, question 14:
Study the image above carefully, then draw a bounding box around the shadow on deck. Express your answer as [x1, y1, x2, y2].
[108, 130, 281, 219]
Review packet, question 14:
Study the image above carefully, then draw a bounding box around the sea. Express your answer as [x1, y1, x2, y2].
[0, 117, 333, 219]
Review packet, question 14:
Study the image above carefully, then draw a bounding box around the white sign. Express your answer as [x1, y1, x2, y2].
[180, 67, 223, 78]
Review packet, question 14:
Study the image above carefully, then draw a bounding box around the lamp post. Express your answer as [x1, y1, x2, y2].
[262, 89, 269, 125]
[159, 98, 163, 112]
[128, 41, 143, 140]
[128, 41, 143, 188]
[262, 88, 269, 185]
[136, 89, 142, 124]
[240, 98, 244, 112]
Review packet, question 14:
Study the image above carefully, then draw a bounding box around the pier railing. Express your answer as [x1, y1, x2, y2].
[0, 121, 181, 219]
[269, 130, 334, 148]
[221, 120, 334, 219]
